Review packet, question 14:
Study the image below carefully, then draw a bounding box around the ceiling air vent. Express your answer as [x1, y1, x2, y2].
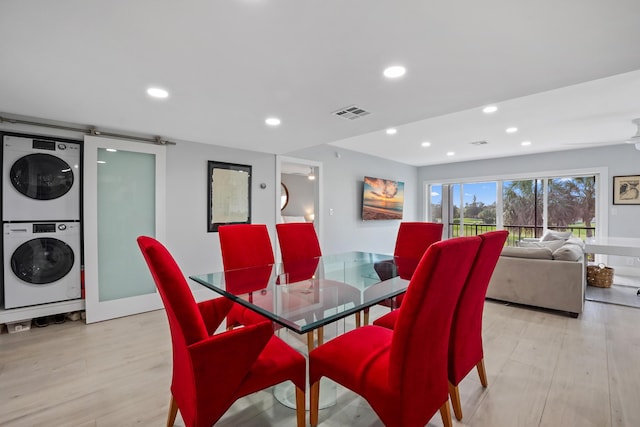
[470, 140, 488, 146]
[333, 105, 371, 120]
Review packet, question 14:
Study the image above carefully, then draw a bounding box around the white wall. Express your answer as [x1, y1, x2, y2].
[164, 141, 277, 277]
[284, 144, 419, 255]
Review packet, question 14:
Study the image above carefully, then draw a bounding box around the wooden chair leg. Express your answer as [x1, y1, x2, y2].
[310, 381, 320, 427]
[355, 311, 361, 328]
[363, 307, 370, 326]
[449, 382, 463, 421]
[295, 386, 306, 427]
[317, 326, 324, 346]
[167, 395, 178, 427]
[439, 399, 453, 427]
[307, 331, 315, 353]
[476, 358, 488, 387]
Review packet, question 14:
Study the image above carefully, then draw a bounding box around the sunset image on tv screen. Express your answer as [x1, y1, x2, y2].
[362, 176, 404, 220]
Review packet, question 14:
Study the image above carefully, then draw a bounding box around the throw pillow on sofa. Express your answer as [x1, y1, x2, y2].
[552, 244, 583, 261]
[565, 236, 586, 249]
[540, 230, 573, 242]
[518, 239, 565, 252]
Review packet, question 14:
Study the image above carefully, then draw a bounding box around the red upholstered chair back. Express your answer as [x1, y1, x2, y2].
[137, 236, 208, 345]
[276, 223, 322, 282]
[393, 221, 443, 279]
[137, 236, 209, 424]
[276, 222, 322, 262]
[389, 236, 481, 419]
[219, 224, 275, 270]
[448, 230, 509, 385]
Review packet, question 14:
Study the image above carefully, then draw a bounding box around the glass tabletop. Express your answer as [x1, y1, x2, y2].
[189, 251, 411, 334]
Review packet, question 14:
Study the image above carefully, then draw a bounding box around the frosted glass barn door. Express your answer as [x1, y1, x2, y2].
[83, 135, 166, 323]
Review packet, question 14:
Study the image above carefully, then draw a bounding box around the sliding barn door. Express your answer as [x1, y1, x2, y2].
[83, 135, 166, 323]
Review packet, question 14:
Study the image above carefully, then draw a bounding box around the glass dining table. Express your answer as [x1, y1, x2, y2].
[189, 251, 411, 339]
[189, 251, 411, 409]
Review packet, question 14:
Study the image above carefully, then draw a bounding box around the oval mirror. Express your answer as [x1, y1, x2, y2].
[280, 183, 289, 210]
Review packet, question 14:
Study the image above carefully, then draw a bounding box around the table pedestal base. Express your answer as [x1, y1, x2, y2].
[274, 377, 336, 410]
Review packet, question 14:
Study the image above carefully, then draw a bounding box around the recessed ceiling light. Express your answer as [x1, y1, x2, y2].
[383, 66, 406, 79]
[421, 141, 431, 147]
[506, 127, 518, 133]
[482, 105, 498, 114]
[386, 128, 397, 135]
[147, 87, 169, 98]
[446, 151, 455, 156]
[521, 141, 532, 146]
[265, 117, 281, 126]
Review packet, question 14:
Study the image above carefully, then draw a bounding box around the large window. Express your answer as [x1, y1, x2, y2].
[445, 182, 497, 238]
[502, 179, 542, 241]
[428, 174, 597, 245]
[546, 176, 596, 239]
[429, 184, 443, 223]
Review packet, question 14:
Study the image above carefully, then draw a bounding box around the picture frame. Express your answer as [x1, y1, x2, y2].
[208, 161, 252, 232]
[613, 175, 640, 205]
[362, 176, 405, 220]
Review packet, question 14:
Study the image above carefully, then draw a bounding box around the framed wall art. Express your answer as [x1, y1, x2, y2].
[613, 175, 640, 205]
[361, 176, 404, 220]
[208, 161, 252, 232]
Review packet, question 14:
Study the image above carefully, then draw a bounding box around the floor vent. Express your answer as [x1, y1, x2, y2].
[333, 105, 371, 120]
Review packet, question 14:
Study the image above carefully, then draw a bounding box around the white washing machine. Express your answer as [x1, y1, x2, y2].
[3, 222, 81, 309]
[3, 135, 81, 221]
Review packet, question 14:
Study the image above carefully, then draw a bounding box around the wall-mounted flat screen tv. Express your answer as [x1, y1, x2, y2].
[362, 176, 404, 220]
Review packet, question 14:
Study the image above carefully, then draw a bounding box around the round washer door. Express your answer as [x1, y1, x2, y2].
[10, 238, 75, 285]
[9, 153, 74, 200]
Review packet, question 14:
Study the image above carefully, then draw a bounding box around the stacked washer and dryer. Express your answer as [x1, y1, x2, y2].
[2, 134, 82, 309]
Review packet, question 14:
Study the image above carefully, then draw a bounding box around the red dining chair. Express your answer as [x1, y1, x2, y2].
[137, 236, 306, 427]
[276, 222, 322, 262]
[373, 230, 509, 421]
[218, 224, 276, 327]
[369, 221, 443, 321]
[276, 223, 323, 283]
[309, 236, 482, 427]
[276, 222, 329, 347]
[219, 224, 275, 270]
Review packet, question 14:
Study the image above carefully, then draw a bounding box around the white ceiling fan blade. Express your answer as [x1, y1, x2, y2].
[625, 118, 640, 144]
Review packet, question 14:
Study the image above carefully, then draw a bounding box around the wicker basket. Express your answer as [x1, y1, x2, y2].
[587, 263, 614, 288]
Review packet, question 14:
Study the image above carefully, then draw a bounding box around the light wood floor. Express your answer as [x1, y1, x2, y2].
[1, 299, 639, 427]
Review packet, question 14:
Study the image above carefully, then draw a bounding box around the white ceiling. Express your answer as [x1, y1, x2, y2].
[2, 1, 640, 166]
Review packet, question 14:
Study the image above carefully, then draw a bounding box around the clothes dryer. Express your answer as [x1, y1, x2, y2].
[3, 222, 81, 309]
[3, 135, 81, 221]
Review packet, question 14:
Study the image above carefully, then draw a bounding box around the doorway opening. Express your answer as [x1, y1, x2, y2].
[276, 156, 322, 254]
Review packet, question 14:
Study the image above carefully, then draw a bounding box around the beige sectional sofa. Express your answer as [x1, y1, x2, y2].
[486, 232, 586, 317]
